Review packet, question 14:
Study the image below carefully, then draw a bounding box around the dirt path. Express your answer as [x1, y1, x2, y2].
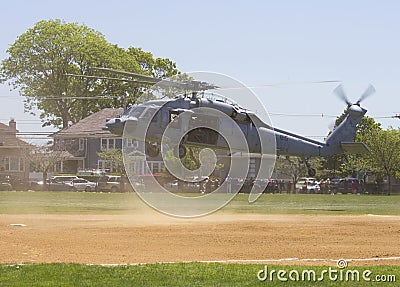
[1, 213, 399, 266]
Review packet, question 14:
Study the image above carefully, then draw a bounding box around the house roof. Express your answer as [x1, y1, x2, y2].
[0, 122, 15, 131]
[53, 108, 124, 138]
[0, 122, 30, 148]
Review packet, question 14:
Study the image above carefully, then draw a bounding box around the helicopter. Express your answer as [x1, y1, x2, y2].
[68, 68, 373, 177]
[92, 69, 373, 177]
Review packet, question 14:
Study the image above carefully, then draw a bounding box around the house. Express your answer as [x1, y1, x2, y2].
[0, 119, 30, 181]
[51, 108, 164, 174]
[51, 108, 123, 173]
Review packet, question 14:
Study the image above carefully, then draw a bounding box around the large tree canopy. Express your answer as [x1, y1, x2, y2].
[0, 19, 179, 128]
[363, 127, 400, 194]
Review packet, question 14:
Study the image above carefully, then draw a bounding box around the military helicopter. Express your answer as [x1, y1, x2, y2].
[87, 68, 372, 177]
[69, 68, 373, 177]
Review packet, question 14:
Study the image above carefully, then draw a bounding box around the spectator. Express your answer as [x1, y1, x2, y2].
[351, 180, 356, 193]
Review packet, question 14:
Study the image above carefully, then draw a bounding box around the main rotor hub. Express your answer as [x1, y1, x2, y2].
[348, 104, 365, 118]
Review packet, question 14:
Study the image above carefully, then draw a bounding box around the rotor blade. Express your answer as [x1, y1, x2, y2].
[356, 84, 375, 105]
[65, 73, 159, 85]
[89, 67, 161, 84]
[90, 67, 218, 91]
[333, 84, 351, 106]
[216, 80, 342, 90]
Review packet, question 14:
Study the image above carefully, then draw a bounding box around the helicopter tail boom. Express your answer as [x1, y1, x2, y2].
[321, 104, 368, 156]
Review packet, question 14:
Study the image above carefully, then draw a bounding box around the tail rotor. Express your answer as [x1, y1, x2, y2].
[334, 84, 375, 108]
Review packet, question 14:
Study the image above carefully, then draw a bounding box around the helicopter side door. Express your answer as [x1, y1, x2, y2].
[186, 113, 220, 146]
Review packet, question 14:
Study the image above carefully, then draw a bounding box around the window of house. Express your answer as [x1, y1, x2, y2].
[125, 138, 139, 149]
[4, 157, 24, 172]
[54, 139, 62, 151]
[101, 138, 115, 151]
[78, 138, 85, 151]
[54, 161, 63, 173]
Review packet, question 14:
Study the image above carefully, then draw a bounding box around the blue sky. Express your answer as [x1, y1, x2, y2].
[1, 0, 399, 142]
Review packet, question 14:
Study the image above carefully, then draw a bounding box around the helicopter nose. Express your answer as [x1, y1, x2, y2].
[103, 117, 124, 134]
[103, 116, 139, 135]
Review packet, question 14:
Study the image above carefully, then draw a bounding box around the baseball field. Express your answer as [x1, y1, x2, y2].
[0, 191, 399, 286]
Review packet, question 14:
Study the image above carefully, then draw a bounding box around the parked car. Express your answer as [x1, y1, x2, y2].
[306, 181, 321, 193]
[295, 177, 317, 192]
[31, 175, 80, 191]
[0, 175, 12, 191]
[0, 174, 29, 191]
[50, 175, 80, 183]
[0, 175, 11, 191]
[66, 178, 97, 192]
[332, 177, 360, 193]
[97, 175, 123, 192]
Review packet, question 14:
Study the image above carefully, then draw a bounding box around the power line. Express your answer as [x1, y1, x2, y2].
[17, 132, 53, 135]
[0, 119, 43, 123]
[270, 112, 337, 118]
[270, 113, 400, 119]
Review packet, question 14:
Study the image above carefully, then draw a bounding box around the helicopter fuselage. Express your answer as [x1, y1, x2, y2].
[104, 96, 367, 160]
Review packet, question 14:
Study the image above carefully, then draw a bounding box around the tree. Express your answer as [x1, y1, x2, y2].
[1, 19, 179, 129]
[97, 148, 124, 174]
[273, 156, 306, 187]
[26, 143, 69, 187]
[127, 47, 178, 78]
[363, 128, 400, 195]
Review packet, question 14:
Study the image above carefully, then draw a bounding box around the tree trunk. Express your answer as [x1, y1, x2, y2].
[43, 170, 48, 191]
[62, 116, 69, 129]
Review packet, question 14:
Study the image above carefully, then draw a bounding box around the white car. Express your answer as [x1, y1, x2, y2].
[67, 178, 97, 192]
[295, 177, 317, 192]
[306, 181, 321, 193]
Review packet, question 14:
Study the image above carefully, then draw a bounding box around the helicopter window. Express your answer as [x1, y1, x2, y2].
[122, 104, 137, 116]
[168, 110, 181, 128]
[188, 113, 219, 130]
[126, 106, 146, 118]
[170, 113, 178, 122]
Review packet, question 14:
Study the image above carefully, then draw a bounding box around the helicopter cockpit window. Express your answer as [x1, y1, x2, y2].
[168, 110, 181, 128]
[126, 106, 146, 118]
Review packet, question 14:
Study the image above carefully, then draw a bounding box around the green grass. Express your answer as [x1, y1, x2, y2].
[227, 193, 400, 215]
[0, 191, 142, 214]
[0, 191, 399, 215]
[0, 263, 398, 287]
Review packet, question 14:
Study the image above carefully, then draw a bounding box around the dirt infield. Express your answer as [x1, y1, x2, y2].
[1, 212, 399, 266]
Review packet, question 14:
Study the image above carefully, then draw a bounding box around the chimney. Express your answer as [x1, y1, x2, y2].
[9, 118, 16, 132]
